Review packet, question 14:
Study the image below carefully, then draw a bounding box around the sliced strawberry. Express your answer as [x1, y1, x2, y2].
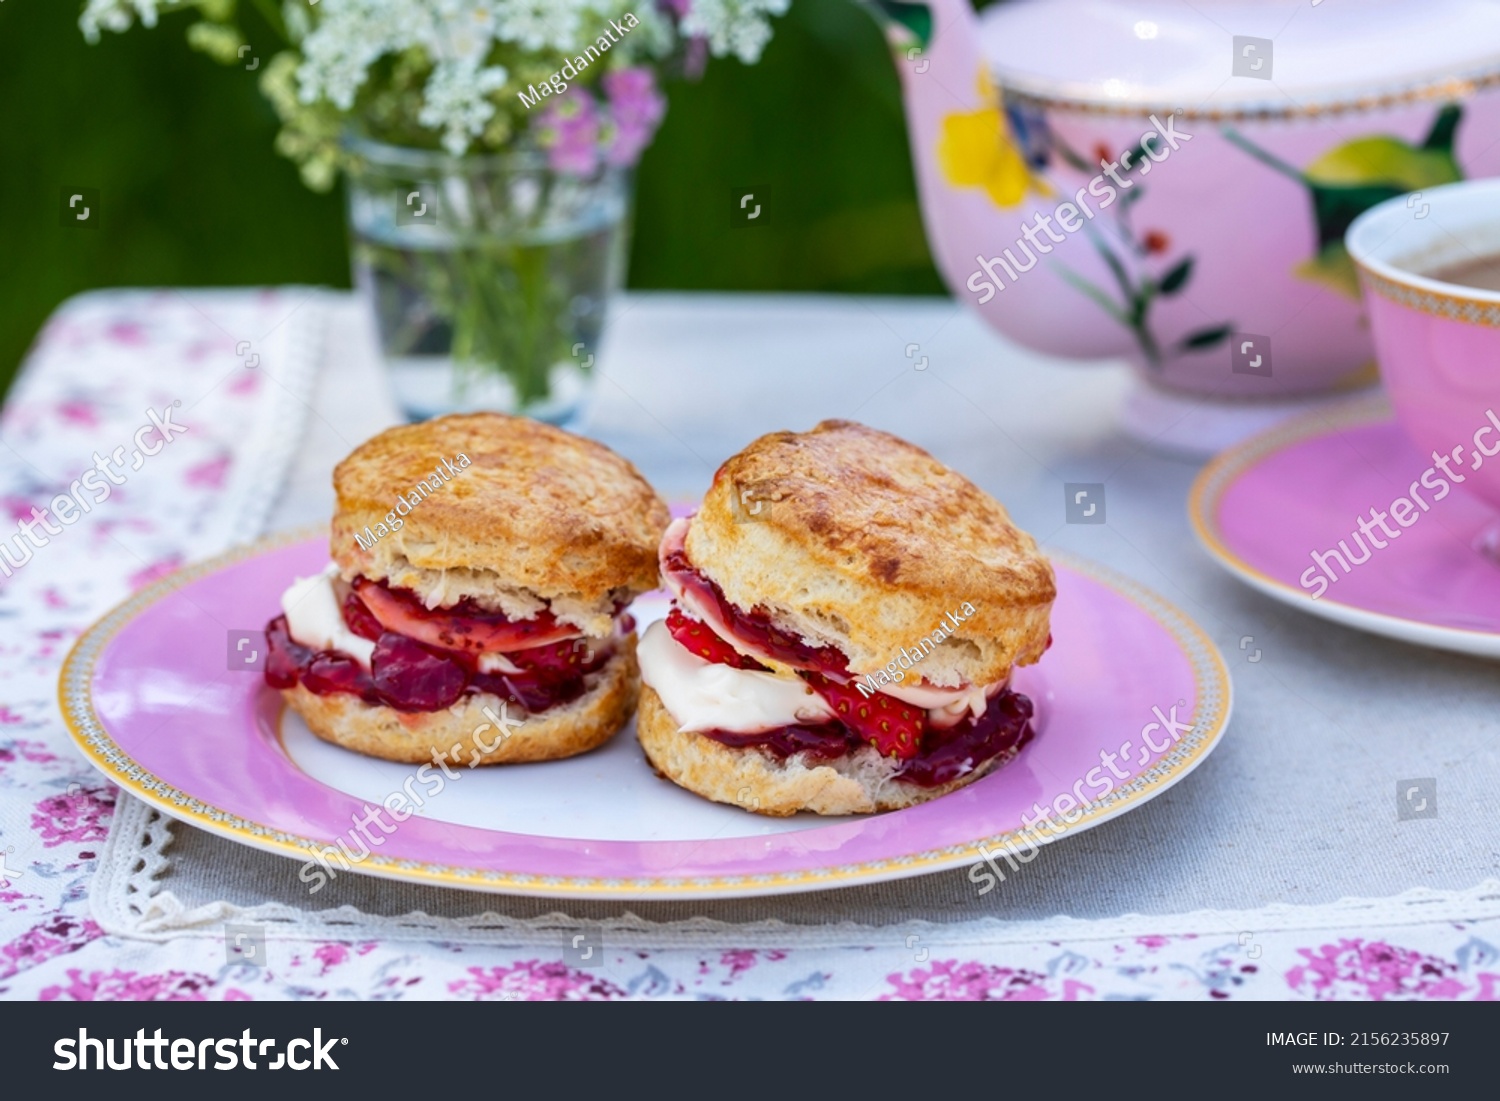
[342, 590, 384, 641]
[665, 607, 766, 670]
[353, 576, 580, 655]
[805, 672, 925, 760]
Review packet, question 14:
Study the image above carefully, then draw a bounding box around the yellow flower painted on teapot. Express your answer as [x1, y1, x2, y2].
[937, 71, 1051, 207]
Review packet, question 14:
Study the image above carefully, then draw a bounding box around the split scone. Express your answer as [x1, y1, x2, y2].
[637, 420, 1055, 816]
[264, 413, 669, 765]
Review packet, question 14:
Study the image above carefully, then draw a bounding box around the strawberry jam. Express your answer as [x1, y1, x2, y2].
[661, 546, 849, 674]
[265, 582, 617, 713]
[697, 687, 1035, 788]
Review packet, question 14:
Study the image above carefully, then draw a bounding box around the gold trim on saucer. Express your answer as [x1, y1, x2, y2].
[1189, 395, 1500, 650]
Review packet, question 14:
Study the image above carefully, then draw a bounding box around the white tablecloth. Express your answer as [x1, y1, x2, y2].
[6, 289, 1499, 1002]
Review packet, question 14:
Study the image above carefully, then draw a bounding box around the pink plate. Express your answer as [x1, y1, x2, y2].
[1191, 398, 1500, 658]
[60, 531, 1230, 899]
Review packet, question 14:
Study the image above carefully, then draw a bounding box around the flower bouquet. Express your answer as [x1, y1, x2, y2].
[80, 0, 790, 422]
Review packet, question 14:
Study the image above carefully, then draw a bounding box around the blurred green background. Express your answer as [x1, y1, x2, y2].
[0, 0, 951, 399]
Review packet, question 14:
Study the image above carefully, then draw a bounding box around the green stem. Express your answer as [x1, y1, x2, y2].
[1055, 264, 1127, 325]
[1221, 126, 1306, 184]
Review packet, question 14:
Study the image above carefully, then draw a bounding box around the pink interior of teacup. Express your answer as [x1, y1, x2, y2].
[1347, 179, 1500, 527]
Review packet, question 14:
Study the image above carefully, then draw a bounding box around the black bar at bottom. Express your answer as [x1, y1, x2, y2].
[3, 1000, 1492, 1092]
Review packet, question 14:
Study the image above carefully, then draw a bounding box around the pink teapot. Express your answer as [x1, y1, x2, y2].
[870, 0, 1500, 429]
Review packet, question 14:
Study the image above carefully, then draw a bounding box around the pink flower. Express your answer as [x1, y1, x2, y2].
[106, 322, 147, 346]
[1286, 939, 1467, 1001]
[40, 968, 250, 1001]
[0, 916, 103, 981]
[31, 786, 116, 847]
[602, 67, 667, 167]
[719, 949, 760, 979]
[538, 90, 602, 175]
[883, 959, 1094, 1001]
[310, 942, 374, 975]
[2, 496, 37, 522]
[56, 400, 100, 428]
[447, 960, 627, 1001]
[185, 455, 230, 489]
[0, 737, 58, 762]
[128, 555, 182, 591]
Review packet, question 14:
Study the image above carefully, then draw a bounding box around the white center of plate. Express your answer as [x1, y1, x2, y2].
[279, 710, 845, 842]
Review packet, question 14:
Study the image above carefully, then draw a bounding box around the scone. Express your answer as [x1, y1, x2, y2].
[264, 413, 669, 765]
[637, 419, 1055, 816]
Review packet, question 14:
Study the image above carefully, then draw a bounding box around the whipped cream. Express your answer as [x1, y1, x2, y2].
[875, 679, 1004, 726]
[281, 565, 376, 669]
[477, 652, 523, 675]
[638, 620, 836, 734]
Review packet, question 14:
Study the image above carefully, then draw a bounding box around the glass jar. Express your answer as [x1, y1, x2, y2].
[344, 135, 631, 426]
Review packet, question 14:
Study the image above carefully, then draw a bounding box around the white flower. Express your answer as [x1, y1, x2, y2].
[296, 0, 404, 109]
[429, 0, 499, 66]
[79, 0, 163, 44]
[493, 0, 587, 52]
[681, 0, 790, 64]
[419, 60, 509, 154]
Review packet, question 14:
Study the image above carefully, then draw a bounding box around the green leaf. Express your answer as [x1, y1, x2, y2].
[1159, 256, 1193, 295]
[1421, 104, 1463, 153]
[1178, 324, 1233, 351]
[1304, 137, 1463, 190]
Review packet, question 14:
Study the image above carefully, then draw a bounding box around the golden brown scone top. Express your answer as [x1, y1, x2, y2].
[331, 413, 669, 603]
[687, 420, 1055, 681]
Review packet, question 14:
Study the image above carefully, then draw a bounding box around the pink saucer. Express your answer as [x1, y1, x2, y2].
[61, 532, 1230, 900]
[1191, 399, 1500, 658]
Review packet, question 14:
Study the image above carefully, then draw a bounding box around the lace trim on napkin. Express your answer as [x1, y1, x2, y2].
[95, 796, 1500, 949]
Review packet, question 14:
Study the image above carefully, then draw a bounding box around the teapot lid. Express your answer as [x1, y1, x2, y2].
[981, 0, 1500, 117]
